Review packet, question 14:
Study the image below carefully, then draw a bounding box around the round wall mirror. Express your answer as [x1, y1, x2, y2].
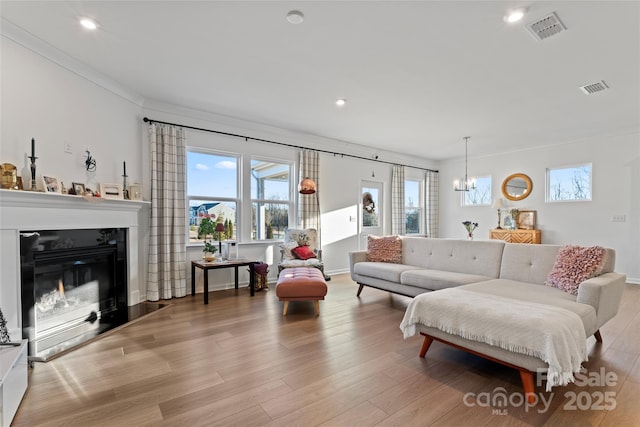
[501, 173, 532, 201]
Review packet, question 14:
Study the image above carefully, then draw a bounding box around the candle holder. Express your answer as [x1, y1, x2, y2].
[122, 174, 130, 199]
[28, 155, 39, 191]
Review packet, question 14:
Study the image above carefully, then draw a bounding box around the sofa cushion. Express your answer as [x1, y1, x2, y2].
[366, 235, 402, 263]
[400, 269, 493, 291]
[353, 261, 416, 283]
[460, 279, 598, 335]
[546, 245, 606, 295]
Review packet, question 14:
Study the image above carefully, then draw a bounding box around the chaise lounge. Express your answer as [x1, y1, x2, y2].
[349, 236, 626, 401]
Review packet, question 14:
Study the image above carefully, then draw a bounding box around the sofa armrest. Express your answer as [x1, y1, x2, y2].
[348, 250, 368, 281]
[577, 272, 626, 328]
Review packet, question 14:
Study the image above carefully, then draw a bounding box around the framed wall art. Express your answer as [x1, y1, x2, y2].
[99, 183, 123, 199]
[128, 183, 143, 200]
[517, 210, 537, 230]
[499, 210, 516, 229]
[72, 182, 86, 195]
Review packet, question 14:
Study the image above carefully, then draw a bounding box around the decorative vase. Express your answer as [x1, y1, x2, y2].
[204, 252, 215, 262]
[467, 233, 474, 241]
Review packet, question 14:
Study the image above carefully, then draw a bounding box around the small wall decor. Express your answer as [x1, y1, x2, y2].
[517, 210, 537, 230]
[41, 175, 61, 193]
[99, 183, 123, 199]
[500, 210, 516, 229]
[129, 183, 143, 200]
[85, 150, 97, 172]
[71, 182, 86, 195]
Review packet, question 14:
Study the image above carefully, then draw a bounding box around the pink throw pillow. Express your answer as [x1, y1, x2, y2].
[292, 245, 316, 260]
[366, 235, 402, 263]
[546, 245, 606, 295]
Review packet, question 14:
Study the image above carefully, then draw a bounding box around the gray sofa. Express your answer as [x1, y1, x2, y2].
[349, 237, 626, 399]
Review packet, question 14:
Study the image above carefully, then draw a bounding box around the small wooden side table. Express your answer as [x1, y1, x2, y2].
[191, 259, 259, 304]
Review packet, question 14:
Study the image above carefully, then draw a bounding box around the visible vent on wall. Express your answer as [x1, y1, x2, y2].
[527, 12, 566, 41]
[580, 80, 610, 95]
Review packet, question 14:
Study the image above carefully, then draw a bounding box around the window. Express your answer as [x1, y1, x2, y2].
[251, 159, 292, 240]
[546, 164, 592, 202]
[187, 151, 239, 244]
[405, 179, 422, 234]
[463, 175, 491, 206]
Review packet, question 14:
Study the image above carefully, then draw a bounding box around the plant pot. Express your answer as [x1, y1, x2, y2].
[204, 252, 216, 262]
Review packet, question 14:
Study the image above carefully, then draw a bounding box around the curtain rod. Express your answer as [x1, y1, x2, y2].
[143, 117, 438, 173]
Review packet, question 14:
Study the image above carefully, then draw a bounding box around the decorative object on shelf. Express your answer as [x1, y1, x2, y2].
[453, 136, 476, 192]
[41, 175, 61, 193]
[0, 307, 10, 343]
[122, 161, 130, 200]
[491, 198, 504, 229]
[85, 150, 96, 172]
[462, 220, 479, 240]
[129, 183, 143, 200]
[99, 182, 123, 199]
[1, 163, 19, 190]
[500, 210, 517, 229]
[29, 137, 39, 191]
[501, 173, 532, 201]
[516, 210, 537, 230]
[71, 182, 86, 195]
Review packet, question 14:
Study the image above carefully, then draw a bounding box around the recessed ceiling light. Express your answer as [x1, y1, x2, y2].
[504, 8, 527, 23]
[286, 10, 304, 25]
[80, 18, 99, 30]
[335, 98, 347, 107]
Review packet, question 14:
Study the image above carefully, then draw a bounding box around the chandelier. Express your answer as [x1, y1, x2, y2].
[453, 136, 477, 192]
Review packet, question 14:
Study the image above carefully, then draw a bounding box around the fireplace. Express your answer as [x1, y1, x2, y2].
[20, 228, 128, 361]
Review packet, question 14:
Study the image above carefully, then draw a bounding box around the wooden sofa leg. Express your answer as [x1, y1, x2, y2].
[419, 336, 434, 358]
[357, 284, 364, 297]
[594, 330, 603, 342]
[519, 370, 536, 404]
[282, 301, 289, 316]
[314, 300, 320, 316]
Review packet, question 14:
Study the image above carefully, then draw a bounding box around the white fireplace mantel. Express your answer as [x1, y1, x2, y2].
[0, 189, 150, 339]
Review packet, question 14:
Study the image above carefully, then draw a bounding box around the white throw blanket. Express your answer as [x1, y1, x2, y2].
[399, 288, 588, 391]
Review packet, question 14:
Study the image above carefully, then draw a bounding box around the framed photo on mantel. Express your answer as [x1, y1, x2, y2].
[99, 183, 123, 199]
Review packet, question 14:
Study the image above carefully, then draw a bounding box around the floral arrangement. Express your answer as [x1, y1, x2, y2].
[198, 217, 218, 254]
[462, 221, 479, 239]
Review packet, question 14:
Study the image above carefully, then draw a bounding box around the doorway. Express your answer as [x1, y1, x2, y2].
[359, 181, 383, 249]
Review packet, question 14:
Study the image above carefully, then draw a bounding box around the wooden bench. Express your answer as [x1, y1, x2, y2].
[275, 267, 327, 316]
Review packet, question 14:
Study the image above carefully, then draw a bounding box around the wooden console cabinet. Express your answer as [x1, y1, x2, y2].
[489, 229, 541, 244]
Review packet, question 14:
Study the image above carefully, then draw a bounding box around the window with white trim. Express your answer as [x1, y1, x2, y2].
[250, 158, 292, 240]
[405, 179, 422, 234]
[546, 164, 592, 202]
[463, 175, 491, 206]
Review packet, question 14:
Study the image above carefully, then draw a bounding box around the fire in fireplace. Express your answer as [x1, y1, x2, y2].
[20, 228, 128, 361]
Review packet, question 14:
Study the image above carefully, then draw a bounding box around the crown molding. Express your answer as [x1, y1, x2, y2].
[1, 17, 145, 107]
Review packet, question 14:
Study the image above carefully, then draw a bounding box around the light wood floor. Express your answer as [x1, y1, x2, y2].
[13, 275, 640, 426]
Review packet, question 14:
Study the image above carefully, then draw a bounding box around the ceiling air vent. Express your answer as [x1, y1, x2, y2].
[527, 12, 566, 41]
[580, 80, 609, 95]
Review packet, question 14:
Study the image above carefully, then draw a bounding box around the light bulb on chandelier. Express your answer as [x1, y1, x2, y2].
[453, 136, 476, 192]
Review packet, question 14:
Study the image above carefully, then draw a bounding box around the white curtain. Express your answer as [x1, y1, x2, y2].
[425, 170, 439, 237]
[298, 149, 319, 230]
[147, 123, 187, 301]
[391, 164, 406, 235]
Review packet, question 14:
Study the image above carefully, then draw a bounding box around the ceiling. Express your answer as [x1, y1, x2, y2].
[2, 1, 639, 160]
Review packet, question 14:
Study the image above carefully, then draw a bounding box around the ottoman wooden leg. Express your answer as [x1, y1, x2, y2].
[314, 300, 320, 316]
[282, 301, 289, 316]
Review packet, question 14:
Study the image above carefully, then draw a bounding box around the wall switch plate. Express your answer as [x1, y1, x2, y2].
[612, 214, 626, 222]
[64, 143, 72, 154]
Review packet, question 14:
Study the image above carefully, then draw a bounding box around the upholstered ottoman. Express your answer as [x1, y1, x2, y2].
[275, 267, 327, 316]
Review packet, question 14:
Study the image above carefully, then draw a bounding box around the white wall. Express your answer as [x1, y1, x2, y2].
[438, 132, 640, 283]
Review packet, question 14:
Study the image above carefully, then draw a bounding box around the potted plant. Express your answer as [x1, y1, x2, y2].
[198, 216, 218, 261]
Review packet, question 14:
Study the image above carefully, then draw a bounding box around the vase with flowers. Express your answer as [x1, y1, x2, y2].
[462, 221, 479, 240]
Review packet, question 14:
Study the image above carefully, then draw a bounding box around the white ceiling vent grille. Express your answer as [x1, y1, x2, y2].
[580, 80, 610, 95]
[527, 12, 566, 41]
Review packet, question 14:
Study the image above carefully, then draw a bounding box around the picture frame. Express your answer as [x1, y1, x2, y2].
[99, 183, 123, 199]
[128, 183, 143, 200]
[499, 210, 516, 230]
[72, 182, 86, 195]
[41, 175, 61, 193]
[517, 210, 537, 230]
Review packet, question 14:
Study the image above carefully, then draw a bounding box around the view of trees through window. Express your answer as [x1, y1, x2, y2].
[547, 164, 592, 202]
[251, 159, 291, 240]
[405, 180, 421, 234]
[463, 176, 491, 206]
